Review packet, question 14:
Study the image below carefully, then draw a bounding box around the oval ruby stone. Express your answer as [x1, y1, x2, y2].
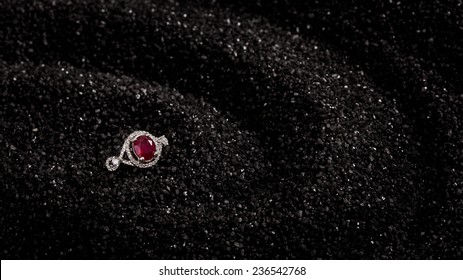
[132, 135, 157, 162]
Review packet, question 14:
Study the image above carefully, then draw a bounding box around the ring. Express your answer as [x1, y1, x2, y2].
[106, 131, 169, 171]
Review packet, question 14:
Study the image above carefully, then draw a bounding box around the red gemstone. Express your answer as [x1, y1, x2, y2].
[132, 135, 157, 161]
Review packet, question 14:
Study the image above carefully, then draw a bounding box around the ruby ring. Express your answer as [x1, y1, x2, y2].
[106, 131, 169, 171]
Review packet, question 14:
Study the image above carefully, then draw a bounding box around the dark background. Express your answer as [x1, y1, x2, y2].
[0, 0, 462, 259]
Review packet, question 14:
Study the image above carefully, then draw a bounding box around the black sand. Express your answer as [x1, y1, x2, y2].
[0, 0, 462, 259]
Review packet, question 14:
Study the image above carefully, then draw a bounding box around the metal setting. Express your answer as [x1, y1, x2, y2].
[106, 131, 169, 171]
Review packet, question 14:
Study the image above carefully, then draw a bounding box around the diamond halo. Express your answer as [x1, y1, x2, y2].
[106, 131, 169, 171]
